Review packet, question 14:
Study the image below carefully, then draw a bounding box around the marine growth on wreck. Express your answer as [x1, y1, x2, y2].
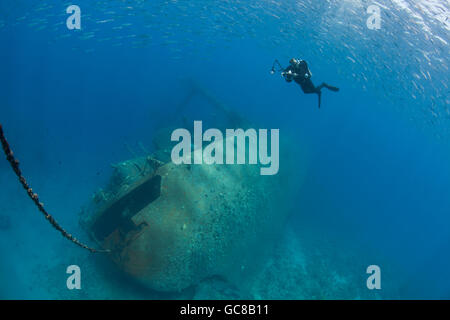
[78, 83, 296, 292]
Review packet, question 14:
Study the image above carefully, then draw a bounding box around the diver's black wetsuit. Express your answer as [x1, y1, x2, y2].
[283, 59, 339, 108]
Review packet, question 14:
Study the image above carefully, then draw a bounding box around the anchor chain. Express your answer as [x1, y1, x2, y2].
[0, 124, 109, 253]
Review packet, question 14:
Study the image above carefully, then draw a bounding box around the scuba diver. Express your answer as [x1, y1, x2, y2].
[271, 58, 339, 108]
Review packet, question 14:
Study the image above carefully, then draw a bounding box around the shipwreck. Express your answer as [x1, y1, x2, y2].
[79, 80, 294, 291]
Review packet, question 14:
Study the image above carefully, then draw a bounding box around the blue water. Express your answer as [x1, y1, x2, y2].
[0, 0, 449, 299]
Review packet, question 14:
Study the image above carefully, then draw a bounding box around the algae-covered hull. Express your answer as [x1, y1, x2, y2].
[80, 140, 287, 292]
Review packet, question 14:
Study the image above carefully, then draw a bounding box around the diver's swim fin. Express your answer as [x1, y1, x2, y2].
[318, 92, 321, 109]
[324, 83, 339, 92]
[328, 86, 339, 92]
